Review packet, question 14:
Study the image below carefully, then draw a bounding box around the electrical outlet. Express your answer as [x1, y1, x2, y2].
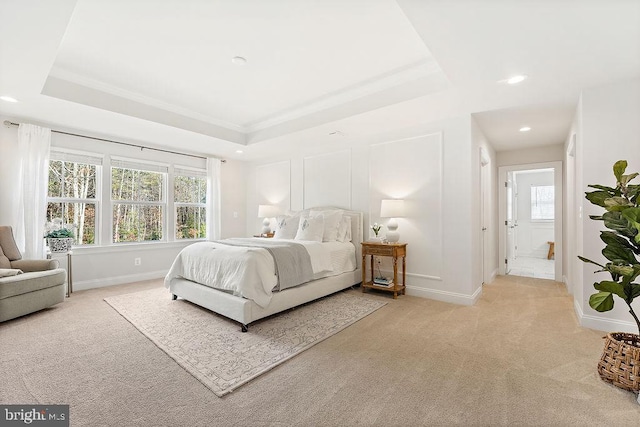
[134, 257, 141, 266]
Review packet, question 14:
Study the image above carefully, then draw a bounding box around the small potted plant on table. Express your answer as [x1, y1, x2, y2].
[44, 219, 75, 253]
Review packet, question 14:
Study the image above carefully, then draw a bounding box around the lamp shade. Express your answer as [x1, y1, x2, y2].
[380, 199, 405, 218]
[257, 204, 276, 218]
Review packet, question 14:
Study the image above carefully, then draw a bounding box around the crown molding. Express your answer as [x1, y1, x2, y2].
[245, 59, 443, 133]
[48, 66, 246, 132]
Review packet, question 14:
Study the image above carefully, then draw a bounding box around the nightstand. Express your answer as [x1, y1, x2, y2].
[361, 242, 407, 299]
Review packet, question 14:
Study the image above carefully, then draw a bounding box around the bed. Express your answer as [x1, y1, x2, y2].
[164, 208, 363, 331]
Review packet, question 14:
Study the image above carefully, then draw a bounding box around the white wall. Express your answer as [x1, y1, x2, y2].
[0, 121, 20, 228]
[219, 159, 248, 239]
[563, 107, 581, 298]
[513, 170, 554, 258]
[572, 77, 640, 333]
[247, 115, 487, 305]
[471, 117, 498, 284]
[0, 118, 248, 290]
[497, 145, 564, 167]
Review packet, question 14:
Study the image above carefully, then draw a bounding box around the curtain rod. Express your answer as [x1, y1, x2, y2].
[3, 120, 225, 162]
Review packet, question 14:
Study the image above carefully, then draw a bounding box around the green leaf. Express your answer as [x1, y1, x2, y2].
[587, 184, 619, 193]
[600, 231, 635, 251]
[602, 243, 637, 264]
[585, 191, 611, 208]
[622, 208, 640, 243]
[621, 173, 639, 186]
[603, 211, 637, 239]
[627, 185, 640, 201]
[608, 264, 635, 278]
[604, 196, 633, 212]
[589, 292, 615, 312]
[614, 160, 628, 182]
[578, 256, 605, 269]
[594, 281, 627, 299]
[630, 284, 640, 299]
[622, 207, 640, 223]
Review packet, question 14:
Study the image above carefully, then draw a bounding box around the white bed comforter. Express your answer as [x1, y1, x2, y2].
[164, 238, 334, 308]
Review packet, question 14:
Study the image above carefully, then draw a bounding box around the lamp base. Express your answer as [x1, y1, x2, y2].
[386, 218, 399, 243]
[262, 218, 271, 235]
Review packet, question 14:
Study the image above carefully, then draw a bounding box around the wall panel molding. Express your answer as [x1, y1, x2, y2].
[369, 132, 443, 280]
[255, 160, 291, 211]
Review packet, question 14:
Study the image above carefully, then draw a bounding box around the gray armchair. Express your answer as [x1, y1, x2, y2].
[0, 226, 66, 322]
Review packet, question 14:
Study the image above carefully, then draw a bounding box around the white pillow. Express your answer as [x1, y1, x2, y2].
[294, 215, 325, 242]
[310, 209, 343, 242]
[337, 215, 352, 242]
[273, 215, 300, 239]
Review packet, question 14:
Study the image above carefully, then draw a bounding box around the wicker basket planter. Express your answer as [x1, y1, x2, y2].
[598, 332, 640, 392]
[47, 237, 73, 253]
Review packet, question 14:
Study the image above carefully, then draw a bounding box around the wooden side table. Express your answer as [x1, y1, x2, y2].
[361, 242, 407, 299]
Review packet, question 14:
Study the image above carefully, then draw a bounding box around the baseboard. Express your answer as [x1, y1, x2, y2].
[73, 270, 168, 291]
[488, 268, 498, 284]
[406, 284, 482, 306]
[573, 298, 638, 333]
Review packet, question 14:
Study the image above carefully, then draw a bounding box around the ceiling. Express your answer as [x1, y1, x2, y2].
[1, 0, 639, 159]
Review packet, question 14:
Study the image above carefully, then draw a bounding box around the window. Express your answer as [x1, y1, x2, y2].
[111, 159, 167, 243]
[174, 167, 207, 239]
[531, 185, 554, 220]
[47, 151, 101, 245]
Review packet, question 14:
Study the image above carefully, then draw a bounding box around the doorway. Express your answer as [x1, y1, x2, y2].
[498, 162, 562, 281]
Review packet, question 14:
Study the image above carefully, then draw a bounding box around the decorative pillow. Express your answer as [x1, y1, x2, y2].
[310, 209, 343, 242]
[337, 215, 352, 242]
[273, 215, 300, 239]
[0, 268, 23, 278]
[294, 215, 325, 242]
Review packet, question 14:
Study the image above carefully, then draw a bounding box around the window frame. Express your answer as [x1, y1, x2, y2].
[46, 150, 103, 246]
[173, 166, 208, 240]
[110, 157, 169, 244]
[530, 184, 555, 222]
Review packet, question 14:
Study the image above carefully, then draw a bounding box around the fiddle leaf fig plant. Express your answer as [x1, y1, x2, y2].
[579, 160, 640, 335]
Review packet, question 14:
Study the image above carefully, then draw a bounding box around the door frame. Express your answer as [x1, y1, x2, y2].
[498, 161, 563, 281]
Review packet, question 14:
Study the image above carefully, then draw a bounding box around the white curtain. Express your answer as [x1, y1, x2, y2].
[206, 158, 222, 240]
[16, 124, 51, 258]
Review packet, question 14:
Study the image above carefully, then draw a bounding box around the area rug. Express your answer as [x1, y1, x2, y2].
[104, 287, 386, 397]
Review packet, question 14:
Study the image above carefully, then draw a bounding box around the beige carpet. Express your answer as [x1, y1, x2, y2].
[104, 288, 386, 397]
[3, 276, 640, 426]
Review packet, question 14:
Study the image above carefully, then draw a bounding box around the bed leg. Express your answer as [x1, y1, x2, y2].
[171, 294, 177, 300]
[241, 324, 248, 333]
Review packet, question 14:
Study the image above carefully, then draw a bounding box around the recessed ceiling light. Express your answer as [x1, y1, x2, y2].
[0, 95, 18, 103]
[236, 150, 244, 154]
[519, 126, 531, 132]
[231, 56, 247, 65]
[506, 75, 527, 85]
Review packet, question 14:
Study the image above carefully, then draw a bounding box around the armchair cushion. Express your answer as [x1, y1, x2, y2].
[0, 269, 66, 300]
[11, 259, 59, 272]
[0, 244, 10, 269]
[0, 269, 23, 278]
[0, 226, 22, 262]
[0, 226, 66, 322]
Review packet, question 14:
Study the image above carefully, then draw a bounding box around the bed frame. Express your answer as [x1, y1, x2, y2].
[167, 208, 363, 332]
